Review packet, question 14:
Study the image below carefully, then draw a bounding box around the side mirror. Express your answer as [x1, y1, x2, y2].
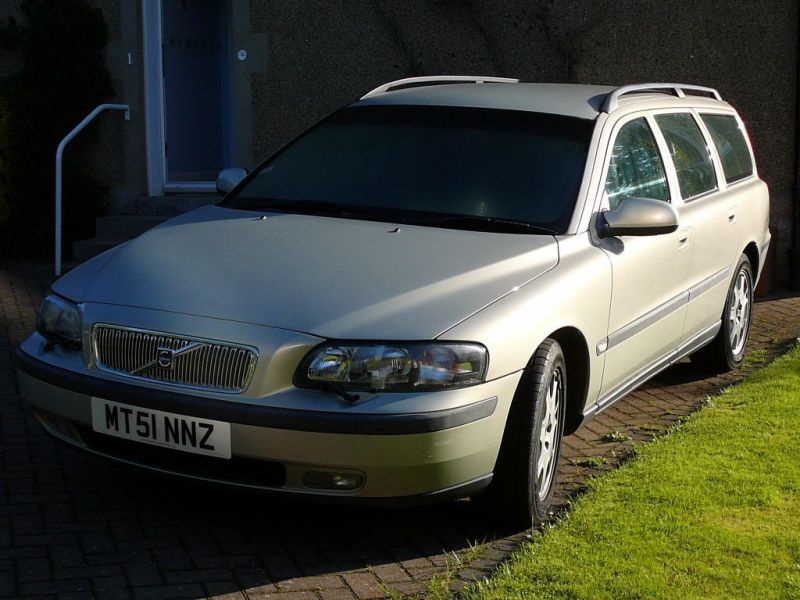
[598, 197, 679, 238]
[216, 167, 248, 196]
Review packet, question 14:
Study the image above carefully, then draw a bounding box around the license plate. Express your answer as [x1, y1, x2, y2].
[90, 398, 232, 459]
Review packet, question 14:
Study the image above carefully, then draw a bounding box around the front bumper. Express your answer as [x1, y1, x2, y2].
[15, 346, 520, 502]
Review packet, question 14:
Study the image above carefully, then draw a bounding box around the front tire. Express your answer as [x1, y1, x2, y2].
[476, 338, 567, 528]
[691, 254, 754, 372]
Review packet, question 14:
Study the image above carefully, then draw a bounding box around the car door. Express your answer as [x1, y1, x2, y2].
[654, 110, 744, 342]
[595, 114, 693, 402]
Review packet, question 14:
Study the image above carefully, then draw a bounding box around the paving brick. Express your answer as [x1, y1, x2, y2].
[369, 563, 412, 583]
[79, 531, 115, 554]
[132, 584, 205, 600]
[397, 557, 432, 570]
[123, 564, 163, 587]
[53, 565, 122, 581]
[278, 574, 345, 592]
[17, 557, 52, 583]
[285, 542, 326, 565]
[261, 555, 302, 581]
[92, 575, 129, 592]
[232, 566, 273, 591]
[319, 589, 358, 600]
[382, 581, 427, 596]
[0, 570, 16, 597]
[58, 593, 95, 600]
[151, 548, 192, 572]
[18, 578, 91, 595]
[201, 583, 246, 599]
[49, 545, 86, 569]
[405, 566, 437, 580]
[193, 555, 261, 570]
[162, 569, 231, 585]
[252, 593, 319, 600]
[341, 572, 384, 599]
[87, 552, 152, 566]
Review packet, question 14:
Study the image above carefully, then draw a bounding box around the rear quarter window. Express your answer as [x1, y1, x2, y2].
[700, 114, 754, 184]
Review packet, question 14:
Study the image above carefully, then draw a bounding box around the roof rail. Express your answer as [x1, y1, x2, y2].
[361, 75, 519, 99]
[602, 83, 723, 113]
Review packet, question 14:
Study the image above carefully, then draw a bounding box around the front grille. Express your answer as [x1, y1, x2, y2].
[76, 426, 286, 488]
[92, 325, 257, 393]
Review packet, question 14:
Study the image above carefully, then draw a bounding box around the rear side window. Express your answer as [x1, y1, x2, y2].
[655, 113, 717, 200]
[701, 114, 754, 184]
[605, 117, 669, 210]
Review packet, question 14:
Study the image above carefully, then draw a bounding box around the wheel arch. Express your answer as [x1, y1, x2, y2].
[548, 327, 590, 435]
[491, 326, 591, 473]
[743, 241, 759, 277]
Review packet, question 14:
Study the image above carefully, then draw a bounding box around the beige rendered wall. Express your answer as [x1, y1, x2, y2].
[246, 0, 797, 286]
[89, 0, 146, 205]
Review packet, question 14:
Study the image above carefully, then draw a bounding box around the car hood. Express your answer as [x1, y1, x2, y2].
[54, 205, 559, 339]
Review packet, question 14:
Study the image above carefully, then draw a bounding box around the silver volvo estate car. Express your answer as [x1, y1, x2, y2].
[15, 77, 770, 526]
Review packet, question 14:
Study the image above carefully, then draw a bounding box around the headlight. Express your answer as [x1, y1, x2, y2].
[36, 294, 82, 348]
[295, 342, 488, 392]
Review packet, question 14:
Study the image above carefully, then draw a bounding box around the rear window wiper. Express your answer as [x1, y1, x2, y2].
[417, 215, 557, 235]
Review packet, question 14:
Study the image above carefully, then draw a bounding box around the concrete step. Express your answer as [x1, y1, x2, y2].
[72, 194, 217, 265]
[95, 215, 169, 239]
[72, 237, 129, 263]
[110, 194, 217, 216]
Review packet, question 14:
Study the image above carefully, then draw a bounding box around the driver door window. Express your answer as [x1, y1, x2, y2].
[605, 118, 670, 210]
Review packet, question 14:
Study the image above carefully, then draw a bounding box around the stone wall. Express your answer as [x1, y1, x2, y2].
[249, 0, 797, 284]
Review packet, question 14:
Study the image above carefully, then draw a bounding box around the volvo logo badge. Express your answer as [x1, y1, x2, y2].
[156, 348, 174, 369]
[131, 341, 203, 375]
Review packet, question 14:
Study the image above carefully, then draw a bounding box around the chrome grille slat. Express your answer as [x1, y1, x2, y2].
[92, 325, 256, 393]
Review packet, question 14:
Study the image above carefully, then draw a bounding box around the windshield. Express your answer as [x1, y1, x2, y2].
[223, 105, 593, 233]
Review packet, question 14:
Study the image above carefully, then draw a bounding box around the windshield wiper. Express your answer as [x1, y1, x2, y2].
[234, 199, 557, 234]
[418, 215, 557, 235]
[246, 199, 403, 222]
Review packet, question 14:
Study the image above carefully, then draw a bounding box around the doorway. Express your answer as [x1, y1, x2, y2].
[143, 0, 231, 193]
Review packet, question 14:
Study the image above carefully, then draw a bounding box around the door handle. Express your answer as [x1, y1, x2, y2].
[728, 206, 739, 224]
[677, 227, 691, 250]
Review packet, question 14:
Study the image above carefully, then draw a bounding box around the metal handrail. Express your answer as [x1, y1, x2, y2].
[361, 75, 519, 99]
[55, 103, 130, 276]
[602, 83, 722, 113]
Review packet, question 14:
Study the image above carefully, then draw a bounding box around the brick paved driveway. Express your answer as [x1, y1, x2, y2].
[1, 261, 798, 600]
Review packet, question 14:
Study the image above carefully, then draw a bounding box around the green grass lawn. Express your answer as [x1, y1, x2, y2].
[463, 345, 800, 600]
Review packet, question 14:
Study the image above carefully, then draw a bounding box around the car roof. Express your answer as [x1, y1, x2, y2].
[353, 82, 615, 120]
[353, 81, 734, 120]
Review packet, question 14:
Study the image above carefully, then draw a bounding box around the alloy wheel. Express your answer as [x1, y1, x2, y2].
[728, 268, 751, 357]
[536, 367, 562, 500]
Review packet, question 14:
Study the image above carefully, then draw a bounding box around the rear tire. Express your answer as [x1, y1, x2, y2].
[475, 338, 566, 528]
[691, 254, 754, 373]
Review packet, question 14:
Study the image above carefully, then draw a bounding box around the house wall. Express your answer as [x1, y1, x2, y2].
[0, 0, 139, 202]
[246, 0, 798, 286]
[0, 0, 22, 78]
[90, 0, 145, 205]
[1, 0, 797, 284]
